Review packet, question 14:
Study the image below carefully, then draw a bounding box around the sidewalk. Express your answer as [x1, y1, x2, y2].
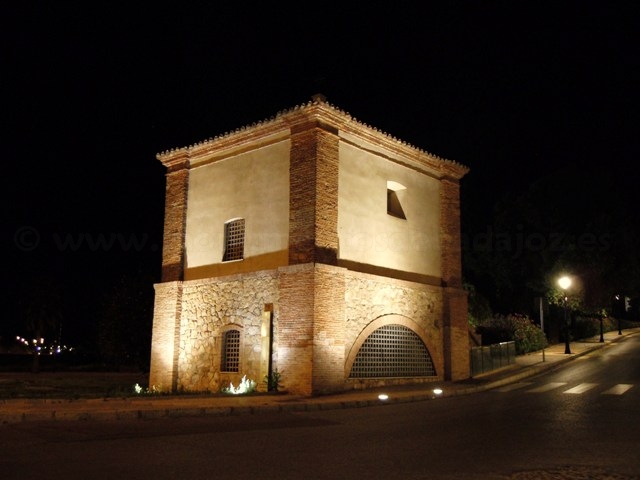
[1, 328, 637, 424]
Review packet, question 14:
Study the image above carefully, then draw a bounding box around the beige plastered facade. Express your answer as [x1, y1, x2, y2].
[149, 96, 469, 396]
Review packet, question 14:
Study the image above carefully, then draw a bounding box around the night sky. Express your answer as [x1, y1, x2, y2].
[3, 3, 639, 346]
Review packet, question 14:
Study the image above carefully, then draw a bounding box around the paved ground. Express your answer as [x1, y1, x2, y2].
[1, 329, 637, 424]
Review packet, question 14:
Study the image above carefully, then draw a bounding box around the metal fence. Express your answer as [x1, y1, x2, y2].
[470, 341, 516, 376]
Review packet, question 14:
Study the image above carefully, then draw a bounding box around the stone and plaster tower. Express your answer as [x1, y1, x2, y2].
[149, 96, 469, 395]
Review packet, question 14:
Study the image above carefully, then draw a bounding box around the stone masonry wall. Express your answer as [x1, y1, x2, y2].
[344, 269, 445, 387]
[175, 270, 279, 393]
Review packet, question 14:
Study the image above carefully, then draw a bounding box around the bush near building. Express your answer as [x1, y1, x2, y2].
[476, 313, 547, 355]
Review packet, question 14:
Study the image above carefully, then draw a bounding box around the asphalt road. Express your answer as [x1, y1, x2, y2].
[1, 336, 639, 480]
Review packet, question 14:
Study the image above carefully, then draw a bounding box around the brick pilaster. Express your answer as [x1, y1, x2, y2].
[312, 264, 345, 394]
[159, 153, 189, 282]
[277, 264, 315, 395]
[442, 286, 469, 380]
[288, 122, 339, 265]
[440, 177, 470, 380]
[440, 177, 463, 288]
[149, 281, 183, 392]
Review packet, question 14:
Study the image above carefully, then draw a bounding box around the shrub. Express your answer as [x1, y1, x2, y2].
[478, 313, 547, 355]
[264, 368, 283, 392]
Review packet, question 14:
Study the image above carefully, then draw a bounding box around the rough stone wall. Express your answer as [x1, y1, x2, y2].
[344, 270, 445, 382]
[175, 270, 279, 393]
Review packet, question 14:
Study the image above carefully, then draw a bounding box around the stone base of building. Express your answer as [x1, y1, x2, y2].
[149, 263, 469, 396]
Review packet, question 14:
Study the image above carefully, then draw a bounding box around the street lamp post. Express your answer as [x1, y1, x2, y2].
[558, 276, 572, 354]
[615, 295, 622, 335]
[599, 315, 604, 343]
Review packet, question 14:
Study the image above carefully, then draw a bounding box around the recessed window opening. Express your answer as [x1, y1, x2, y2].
[221, 329, 240, 372]
[223, 218, 245, 261]
[387, 181, 407, 219]
[349, 324, 436, 378]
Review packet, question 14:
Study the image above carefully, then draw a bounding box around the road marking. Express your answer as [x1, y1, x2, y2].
[526, 382, 567, 393]
[563, 383, 598, 394]
[601, 384, 633, 395]
[496, 382, 533, 392]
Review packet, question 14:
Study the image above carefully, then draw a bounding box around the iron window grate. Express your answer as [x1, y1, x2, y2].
[221, 330, 240, 372]
[223, 218, 245, 261]
[349, 324, 436, 378]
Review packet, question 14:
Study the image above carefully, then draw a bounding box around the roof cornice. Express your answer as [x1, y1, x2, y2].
[156, 96, 469, 180]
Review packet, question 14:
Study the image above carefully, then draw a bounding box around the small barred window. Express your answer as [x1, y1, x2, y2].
[221, 330, 240, 372]
[223, 218, 245, 261]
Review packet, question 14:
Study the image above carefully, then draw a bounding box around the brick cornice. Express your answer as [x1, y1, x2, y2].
[155, 96, 469, 180]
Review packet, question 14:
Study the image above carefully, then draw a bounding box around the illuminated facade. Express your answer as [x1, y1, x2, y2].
[149, 96, 469, 395]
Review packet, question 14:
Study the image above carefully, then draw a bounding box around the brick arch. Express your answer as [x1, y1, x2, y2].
[345, 314, 437, 378]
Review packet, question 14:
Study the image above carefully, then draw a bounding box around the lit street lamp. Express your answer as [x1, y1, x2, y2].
[558, 275, 572, 354]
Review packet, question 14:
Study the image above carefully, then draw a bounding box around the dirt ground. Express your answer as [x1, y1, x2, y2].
[0, 371, 148, 399]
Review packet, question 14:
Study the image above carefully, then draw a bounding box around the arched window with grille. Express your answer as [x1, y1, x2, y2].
[349, 324, 436, 378]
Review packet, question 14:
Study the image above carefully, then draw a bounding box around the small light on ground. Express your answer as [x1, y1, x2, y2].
[378, 394, 389, 401]
[433, 388, 443, 396]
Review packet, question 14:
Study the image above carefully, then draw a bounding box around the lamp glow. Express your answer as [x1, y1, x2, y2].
[378, 394, 389, 401]
[558, 276, 572, 290]
[558, 274, 573, 354]
[433, 388, 443, 396]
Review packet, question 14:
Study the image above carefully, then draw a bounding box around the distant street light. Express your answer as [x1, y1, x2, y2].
[558, 275, 572, 354]
[615, 295, 623, 335]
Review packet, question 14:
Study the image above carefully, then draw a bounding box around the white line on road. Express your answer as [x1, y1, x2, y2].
[601, 384, 633, 395]
[526, 382, 567, 393]
[496, 382, 533, 392]
[563, 383, 598, 394]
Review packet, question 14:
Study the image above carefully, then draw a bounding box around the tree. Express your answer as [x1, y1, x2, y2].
[464, 163, 640, 319]
[97, 272, 155, 371]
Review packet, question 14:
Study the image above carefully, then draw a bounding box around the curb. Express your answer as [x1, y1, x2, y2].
[2, 330, 637, 424]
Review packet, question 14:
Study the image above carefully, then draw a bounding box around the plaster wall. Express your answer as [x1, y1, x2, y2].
[184, 139, 290, 278]
[337, 140, 442, 278]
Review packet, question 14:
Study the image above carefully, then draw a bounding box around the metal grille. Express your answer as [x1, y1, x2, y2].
[223, 218, 245, 261]
[349, 324, 436, 378]
[221, 330, 240, 372]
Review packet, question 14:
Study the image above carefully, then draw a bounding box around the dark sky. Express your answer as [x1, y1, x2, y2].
[3, 2, 639, 344]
